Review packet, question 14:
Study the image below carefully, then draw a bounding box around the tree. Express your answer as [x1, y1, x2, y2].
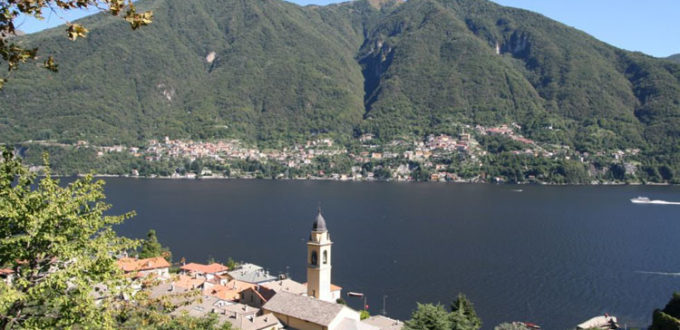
[404, 303, 452, 330]
[450, 293, 482, 330]
[651, 292, 680, 330]
[0, 0, 153, 88]
[225, 257, 238, 270]
[0, 149, 138, 328]
[139, 229, 172, 262]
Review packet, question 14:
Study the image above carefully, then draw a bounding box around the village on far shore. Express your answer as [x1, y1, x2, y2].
[21, 122, 647, 185]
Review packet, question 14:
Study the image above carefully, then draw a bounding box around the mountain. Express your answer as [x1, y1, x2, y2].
[669, 54, 680, 63]
[2, 0, 680, 178]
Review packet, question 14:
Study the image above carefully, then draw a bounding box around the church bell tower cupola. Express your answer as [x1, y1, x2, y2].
[307, 208, 333, 301]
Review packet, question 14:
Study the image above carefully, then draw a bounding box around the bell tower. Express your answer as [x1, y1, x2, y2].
[307, 208, 333, 301]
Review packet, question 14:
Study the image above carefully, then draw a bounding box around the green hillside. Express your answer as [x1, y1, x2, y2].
[2, 0, 680, 180]
[669, 54, 680, 63]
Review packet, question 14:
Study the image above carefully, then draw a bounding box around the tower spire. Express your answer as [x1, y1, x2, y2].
[307, 208, 333, 301]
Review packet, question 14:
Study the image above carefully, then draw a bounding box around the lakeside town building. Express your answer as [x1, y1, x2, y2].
[112, 210, 401, 330]
[117, 256, 170, 279]
[180, 262, 229, 280]
[0, 268, 14, 284]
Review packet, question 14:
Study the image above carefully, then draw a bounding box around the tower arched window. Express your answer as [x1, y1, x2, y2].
[323, 250, 328, 264]
[311, 251, 318, 266]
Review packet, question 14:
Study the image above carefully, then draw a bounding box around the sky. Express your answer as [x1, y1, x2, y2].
[13, 0, 679, 57]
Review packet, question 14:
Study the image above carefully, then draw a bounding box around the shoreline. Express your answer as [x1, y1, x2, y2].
[75, 173, 676, 186]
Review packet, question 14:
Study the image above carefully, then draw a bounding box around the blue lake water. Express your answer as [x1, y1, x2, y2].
[101, 178, 680, 328]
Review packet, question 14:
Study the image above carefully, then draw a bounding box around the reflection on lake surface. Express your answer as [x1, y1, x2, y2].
[103, 178, 680, 328]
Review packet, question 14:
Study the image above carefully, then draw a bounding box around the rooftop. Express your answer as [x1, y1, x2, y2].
[174, 275, 207, 290]
[263, 291, 346, 326]
[0, 268, 14, 276]
[227, 264, 277, 284]
[313, 208, 328, 232]
[172, 298, 281, 330]
[261, 278, 307, 295]
[362, 315, 404, 330]
[204, 280, 256, 301]
[338, 317, 380, 330]
[181, 262, 229, 274]
[117, 257, 170, 272]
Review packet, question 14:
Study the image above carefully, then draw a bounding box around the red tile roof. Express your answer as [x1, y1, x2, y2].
[174, 275, 206, 290]
[117, 257, 170, 273]
[0, 268, 14, 276]
[180, 262, 229, 274]
[204, 280, 256, 301]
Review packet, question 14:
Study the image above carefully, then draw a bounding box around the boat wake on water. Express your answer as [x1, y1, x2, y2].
[630, 196, 680, 205]
[635, 271, 680, 277]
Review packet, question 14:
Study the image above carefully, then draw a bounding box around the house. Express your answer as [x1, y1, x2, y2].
[262, 291, 365, 330]
[172, 297, 283, 330]
[241, 278, 308, 308]
[148, 275, 206, 300]
[226, 263, 277, 284]
[262, 278, 308, 296]
[0, 268, 14, 284]
[203, 279, 257, 301]
[362, 315, 404, 330]
[241, 286, 274, 308]
[117, 257, 170, 279]
[180, 262, 229, 280]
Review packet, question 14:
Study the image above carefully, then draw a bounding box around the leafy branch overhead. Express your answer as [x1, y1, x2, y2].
[0, 0, 153, 88]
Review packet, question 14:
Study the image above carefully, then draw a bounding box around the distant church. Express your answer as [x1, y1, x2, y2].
[263, 210, 367, 330]
[306, 208, 342, 302]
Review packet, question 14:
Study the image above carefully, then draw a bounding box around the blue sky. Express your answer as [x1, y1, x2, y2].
[14, 0, 679, 57]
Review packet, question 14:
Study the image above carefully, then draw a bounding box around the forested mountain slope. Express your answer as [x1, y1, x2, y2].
[2, 0, 680, 173]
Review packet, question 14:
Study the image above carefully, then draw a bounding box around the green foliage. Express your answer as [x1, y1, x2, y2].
[405, 293, 482, 330]
[404, 303, 453, 330]
[1, 0, 680, 176]
[651, 309, 680, 330]
[139, 229, 172, 262]
[360, 310, 371, 320]
[650, 292, 680, 330]
[0, 0, 152, 87]
[668, 54, 680, 64]
[0, 149, 138, 328]
[225, 257, 238, 270]
[450, 293, 482, 329]
[115, 303, 233, 329]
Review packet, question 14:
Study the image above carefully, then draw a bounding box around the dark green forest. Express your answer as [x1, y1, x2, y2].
[2, 0, 680, 178]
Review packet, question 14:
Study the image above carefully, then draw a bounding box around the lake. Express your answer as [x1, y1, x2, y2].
[102, 178, 680, 328]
